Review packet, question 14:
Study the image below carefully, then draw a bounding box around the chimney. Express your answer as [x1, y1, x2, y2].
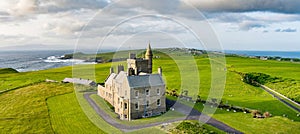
[129, 53, 136, 59]
[117, 65, 124, 73]
[110, 67, 114, 74]
[158, 67, 162, 75]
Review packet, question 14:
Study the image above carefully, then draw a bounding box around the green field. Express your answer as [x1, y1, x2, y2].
[1, 49, 300, 133]
[47, 93, 104, 133]
[0, 83, 73, 133]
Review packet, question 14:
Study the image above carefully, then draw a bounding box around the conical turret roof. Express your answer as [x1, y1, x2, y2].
[145, 43, 153, 56]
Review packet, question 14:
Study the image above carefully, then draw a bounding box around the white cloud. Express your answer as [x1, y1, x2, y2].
[8, 0, 38, 16]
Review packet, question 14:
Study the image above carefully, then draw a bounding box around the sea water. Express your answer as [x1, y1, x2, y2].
[225, 50, 300, 59]
[0, 50, 95, 72]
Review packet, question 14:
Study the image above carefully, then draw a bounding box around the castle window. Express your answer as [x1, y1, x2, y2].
[146, 89, 149, 96]
[124, 103, 127, 109]
[118, 98, 120, 104]
[135, 90, 139, 98]
[124, 114, 127, 119]
[121, 102, 122, 108]
[135, 102, 139, 110]
[157, 99, 161, 106]
[146, 100, 149, 108]
[157, 89, 160, 95]
[125, 90, 127, 96]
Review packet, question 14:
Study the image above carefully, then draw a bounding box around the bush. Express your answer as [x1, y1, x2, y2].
[263, 112, 271, 118]
[170, 121, 217, 134]
[251, 110, 263, 118]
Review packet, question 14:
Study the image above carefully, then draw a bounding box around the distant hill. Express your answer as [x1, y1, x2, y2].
[0, 68, 19, 74]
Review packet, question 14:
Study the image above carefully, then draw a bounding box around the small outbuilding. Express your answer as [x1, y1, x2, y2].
[62, 78, 96, 86]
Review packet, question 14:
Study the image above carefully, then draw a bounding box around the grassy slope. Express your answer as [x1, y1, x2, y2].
[226, 56, 300, 80]
[1, 50, 300, 133]
[0, 66, 72, 92]
[0, 68, 18, 74]
[74, 86, 123, 134]
[0, 83, 73, 133]
[47, 93, 104, 133]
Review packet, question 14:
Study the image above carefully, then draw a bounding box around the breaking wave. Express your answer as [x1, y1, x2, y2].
[44, 56, 96, 64]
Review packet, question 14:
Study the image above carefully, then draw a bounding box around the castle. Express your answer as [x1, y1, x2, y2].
[97, 44, 166, 120]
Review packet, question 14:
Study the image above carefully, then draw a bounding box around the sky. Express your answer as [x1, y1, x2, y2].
[0, 0, 300, 51]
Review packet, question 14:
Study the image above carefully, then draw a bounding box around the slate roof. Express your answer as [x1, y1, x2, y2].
[127, 74, 164, 88]
[105, 71, 165, 88]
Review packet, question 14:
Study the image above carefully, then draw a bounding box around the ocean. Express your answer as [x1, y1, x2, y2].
[0, 50, 299, 72]
[225, 50, 300, 59]
[0, 50, 95, 72]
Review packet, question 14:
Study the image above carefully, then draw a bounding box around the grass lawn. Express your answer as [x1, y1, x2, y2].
[0, 66, 72, 92]
[74, 86, 123, 134]
[47, 93, 104, 133]
[212, 110, 300, 133]
[175, 96, 300, 133]
[0, 83, 73, 133]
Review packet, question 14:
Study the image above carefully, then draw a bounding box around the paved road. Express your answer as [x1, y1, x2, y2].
[84, 92, 242, 133]
[260, 85, 300, 112]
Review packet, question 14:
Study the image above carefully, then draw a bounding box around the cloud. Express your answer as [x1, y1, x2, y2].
[275, 28, 297, 32]
[7, 0, 39, 16]
[39, 0, 109, 13]
[2, 0, 109, 17]
[43, 18, 85, 37]
[238, 21, 266, 31]
[183, 0, 300, 14]
[0, 34, 38, 45]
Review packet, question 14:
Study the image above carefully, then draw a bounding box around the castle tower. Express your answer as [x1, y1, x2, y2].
[145, 43, 153, 74]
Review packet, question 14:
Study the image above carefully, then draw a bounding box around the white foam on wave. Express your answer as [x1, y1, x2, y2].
[44, 56, 96, 64]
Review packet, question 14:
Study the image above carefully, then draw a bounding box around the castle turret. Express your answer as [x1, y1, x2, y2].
[145, 43, 153, 74]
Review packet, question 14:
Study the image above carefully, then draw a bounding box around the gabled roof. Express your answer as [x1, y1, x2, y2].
[105, 73, 117, 84]
[127, 74, 164, 88]
[114, 71, 127, 85]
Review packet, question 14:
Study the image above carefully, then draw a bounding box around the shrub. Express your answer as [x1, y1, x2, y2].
[263, 112, 271, 118]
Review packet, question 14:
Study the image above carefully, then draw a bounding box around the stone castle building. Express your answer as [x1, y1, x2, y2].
[98, 44, 166, 120]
